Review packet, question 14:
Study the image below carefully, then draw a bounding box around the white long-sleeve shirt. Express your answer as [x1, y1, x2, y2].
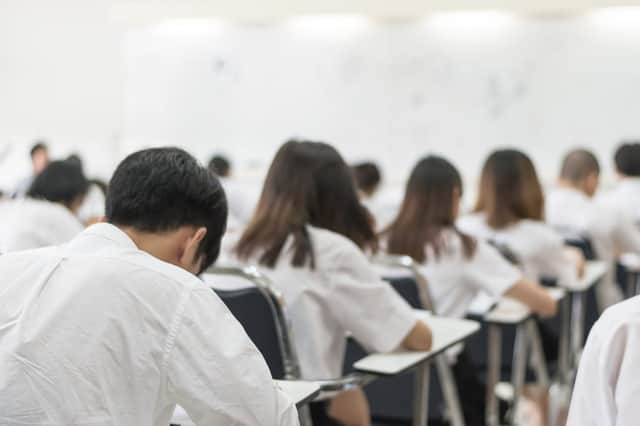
[567, 295, 640, 426]
[599, 178, 640, 224]
[0, 198, 84, 253]
[546, 187, 640, 308]
[222, 226, 418, 380]
[0, 223, 298, 426]
[457, 213, 578, 288]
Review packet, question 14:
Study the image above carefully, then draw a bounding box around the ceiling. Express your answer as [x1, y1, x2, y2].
[112, 0, 640, 22]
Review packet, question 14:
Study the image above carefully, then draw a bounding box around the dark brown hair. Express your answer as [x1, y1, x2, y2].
[352, 162, 381, 196]
[385, 156, 475, 263]
[474, 149, 544, 229]
[236, 140, 378, 268]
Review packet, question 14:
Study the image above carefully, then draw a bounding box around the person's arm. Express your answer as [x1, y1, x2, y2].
[166, 288, 299, 426]
[464, 240, 557, 318]
[328, 241, 432, 354]
[504, 279, 557, 317]
[401, 320, 432, 351]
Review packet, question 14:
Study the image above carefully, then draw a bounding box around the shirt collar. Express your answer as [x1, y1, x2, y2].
[79, 223, 139, 250]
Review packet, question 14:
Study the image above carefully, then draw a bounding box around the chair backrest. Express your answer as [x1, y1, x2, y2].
[554, 226, 597, 260]
[371, 254, 435, 312]
[208, 267, 300, 380]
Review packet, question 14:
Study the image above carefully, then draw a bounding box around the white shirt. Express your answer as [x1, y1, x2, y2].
[414, 229, 522, 319]
[220, 177, 258, 226]
[223, 226, 417, 380]
[0, 198, 84, 253]
[0, 223, 298, 426]
[567, 295, 640, 426]
[546, 187, 640, 307]
[457, 213, 578, 288]
[77, 183, 106, 223]
[599, 178, 640, 224]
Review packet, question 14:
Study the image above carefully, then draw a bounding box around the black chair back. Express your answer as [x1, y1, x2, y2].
[214, 287, 288, 380]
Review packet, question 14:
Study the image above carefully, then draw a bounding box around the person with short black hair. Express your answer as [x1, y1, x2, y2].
[0, 159, 88, 252]
[547, 148, 640, 310]
[0, 147, 299, 425]
[13, 140, 50, 197]
[600, 141, 640, 223]
[208, 154, 231, 177]
[352, 162, 381, 198]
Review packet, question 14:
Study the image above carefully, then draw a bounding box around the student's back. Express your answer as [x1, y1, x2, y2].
[599, 142, 640, 223]
[0, 198, 83, 252]
[459, 149, 579, 287]
[227, 225, 416, 380]
[0, 148, 298, 426]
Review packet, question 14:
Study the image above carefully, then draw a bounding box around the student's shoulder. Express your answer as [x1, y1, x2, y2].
[307, 226, 368, 265]
[516, 219, 562, 241]
[597, 296, 640, 331]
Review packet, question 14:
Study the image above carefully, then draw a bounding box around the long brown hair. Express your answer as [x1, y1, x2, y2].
[236, 140, 378, 268]
[385, 155, 475, 263]
[474, 149, 544, 229]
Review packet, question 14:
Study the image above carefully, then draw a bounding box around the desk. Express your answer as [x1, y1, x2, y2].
[170, 380, 320, 425]
[483, 288, 566, 426]
[354, 313, 479, 426]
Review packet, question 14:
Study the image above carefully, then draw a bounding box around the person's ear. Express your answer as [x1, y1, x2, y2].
[179, 227, 207, 274]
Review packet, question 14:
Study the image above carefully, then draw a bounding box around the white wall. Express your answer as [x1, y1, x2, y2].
[2, 1, 640, 194]
[0, 0, 123, 189]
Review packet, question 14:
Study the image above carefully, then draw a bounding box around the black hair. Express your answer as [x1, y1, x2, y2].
[208, 155, 231, 177]
[27, 160, 89, 207]
[352, 162, 382, 196]
[106, 147, 228, 273]
[30, 141, 48, 158]
[614, 142, 640, 177]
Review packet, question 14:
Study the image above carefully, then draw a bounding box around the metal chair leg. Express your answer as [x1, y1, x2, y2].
[508, 324, 528, 425]
[435, 354, 465, 426]
[526, 320, 549, 388]
[413, 362, 431, 426]
[486, 324, 502, 426]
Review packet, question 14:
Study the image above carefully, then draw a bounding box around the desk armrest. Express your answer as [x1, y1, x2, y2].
[354, 316, 479, 375]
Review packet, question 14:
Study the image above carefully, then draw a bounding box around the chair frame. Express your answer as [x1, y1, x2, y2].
[206, 266, 374, 402]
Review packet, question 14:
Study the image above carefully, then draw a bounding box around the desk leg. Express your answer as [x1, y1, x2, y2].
[508, 324, 528, 425]
[435, 355, 465, 426]
[634, 272, 640, 297]
[558, 296, 571, 385]
[570, 292, 586, 375]
[413, 362, 431, 426]
[526, 320, 549, 388]
[486, 324, 502, 426]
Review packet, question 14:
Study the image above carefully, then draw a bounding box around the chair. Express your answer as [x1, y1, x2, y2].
[343, 254, 466, 426]
[205, 266, 372, 425]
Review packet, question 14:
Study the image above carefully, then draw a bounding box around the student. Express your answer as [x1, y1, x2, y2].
[546, 149, 640, 310]
[13, 140, 50, 197]
[600, 141, 640, 223]
[231, 140, 432, 426]
[384, 155, 556, 424]
[0, 147, 299, 425]
[566, 296, 640, 425]
[0, 159, 88, 252]
[458, 149, 582, 288]
[208, 153, 255, 227]
[352, 162, 382, 199]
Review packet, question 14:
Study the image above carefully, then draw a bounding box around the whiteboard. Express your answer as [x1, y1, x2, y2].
[123, 15, 640, 186]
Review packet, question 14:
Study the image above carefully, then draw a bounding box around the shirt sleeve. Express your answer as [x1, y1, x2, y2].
[326, 242, 418, 353]
[166, 287, 299, 426]
[462, 240, 522, 298]
[531, 228, 578, 287]
[567, 316, 640, 426]
[610, 210, 640, 255]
